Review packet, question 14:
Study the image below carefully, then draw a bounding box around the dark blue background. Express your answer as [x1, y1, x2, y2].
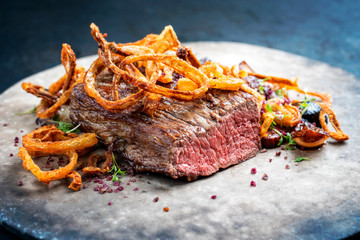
[1, 0, 359, 239]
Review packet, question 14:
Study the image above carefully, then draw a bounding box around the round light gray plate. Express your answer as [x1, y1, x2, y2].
[0, 42, 359, 240]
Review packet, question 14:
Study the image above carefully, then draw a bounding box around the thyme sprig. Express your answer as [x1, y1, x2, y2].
[108, 153, 126, 182]
[15, 106, 37, 115]
[295, 157, 311, 162]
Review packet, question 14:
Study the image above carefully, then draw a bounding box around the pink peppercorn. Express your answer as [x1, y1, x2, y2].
[250, 181, 256, 187]
[250, 168, 257, 174]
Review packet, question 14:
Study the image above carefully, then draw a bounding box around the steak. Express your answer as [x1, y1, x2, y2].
[70, 72, 261, 180]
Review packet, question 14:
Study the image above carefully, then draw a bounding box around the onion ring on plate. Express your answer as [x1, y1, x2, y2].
[66, 171, 82, 191]
[21, 82, 58, 104]
[318, 103, 349, 141]
[22, 125, 98, 154]
[18, 147, 78, 184]
[82, 152, 113, 174]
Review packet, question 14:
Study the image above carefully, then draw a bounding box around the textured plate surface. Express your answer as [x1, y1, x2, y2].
[0, 42, 359, 240]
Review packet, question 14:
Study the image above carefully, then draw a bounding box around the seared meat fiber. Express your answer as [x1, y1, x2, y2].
[70, 79, 260, 180]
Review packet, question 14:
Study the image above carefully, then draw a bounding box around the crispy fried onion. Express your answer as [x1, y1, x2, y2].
[21, 44, 85, 119]
[17, 125, 98, 190]
[260, 98, 301, 137]
[66, 171, 82, 191]
[22, 125, 98, 154]
[86, 23, 265, 114]
[318, 103, 349, 141]
[82, 152, 113, 174]
[18, 147, 78, 184]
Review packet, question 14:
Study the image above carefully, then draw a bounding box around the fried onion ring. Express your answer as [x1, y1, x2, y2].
[318, 103, 349, 141]
[22, 125, 98, 154]
[66, 171, 82, 191]
[18, 147, 78, 184]
[82, 152, 113, 174]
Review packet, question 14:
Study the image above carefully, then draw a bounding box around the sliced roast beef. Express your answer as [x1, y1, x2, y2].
[70, 74, 261, 180]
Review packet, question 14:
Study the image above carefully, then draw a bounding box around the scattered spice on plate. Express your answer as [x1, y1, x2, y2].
[269, 158, 272, 162]
[250, 168, 257, 174]
[133, 188, 139, 191]
[285, 164, 290, 169]
[262, 174, 269, 181]
[163, 207, 169, 212]
[276, 151, 281, 156]
[108, 201, 112, 206]
[153, 197, 159, 202]
[250, 181, 256, 187]
[211, 195, 217, 200]
[18, 181, 23, 186]
[9, 153, 13, 157]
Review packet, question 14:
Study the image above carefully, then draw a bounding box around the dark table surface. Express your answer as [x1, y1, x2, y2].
[1, 0, 359, 239]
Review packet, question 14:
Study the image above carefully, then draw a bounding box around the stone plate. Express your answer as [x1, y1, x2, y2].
[0, 42, 359, 240]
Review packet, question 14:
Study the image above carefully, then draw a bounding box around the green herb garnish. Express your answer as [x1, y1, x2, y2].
[275, 88, 285, 98]
[108, 153, 126, 182]
[51, 115, 81, 134]
[258, 78, 270, 94]
[273, 129, 296, 150]
[295, 157, 311, 162]
[299, 93, 316, 115]
[266, 104, 273, 113]
[15, 106, 37, 115]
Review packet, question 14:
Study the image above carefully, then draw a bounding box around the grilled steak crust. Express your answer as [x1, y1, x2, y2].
[70, 79, 260, 180]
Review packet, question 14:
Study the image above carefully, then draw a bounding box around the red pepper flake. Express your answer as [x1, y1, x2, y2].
[82, 184, 87, 189]
[163, 207, 169, 212]
[114, 189, 118, 193]
[103, 33, 108, 37]
[285, 164, 290, 169]
[250, 181, 256, 187]
[124, 196, 127, 198]
[20, 130, 24, 133]
[3, 123, 8, 127]
[276, 151, 281, 156]
[284, 156, 288, 160]
[262, 174, 269, 181]
[250, 168, 257, 174]
[269, 158, 272, 162]
[126, 182, 130, 185]
[108, 201, 112, 206]
[93, 186, 99, 191]
[133, 188, 139, 191]
[117, 186, 124, 191]
[113, 181, 120, 186]
[147, 181, 151, 184]
[129, 178, 136, 182]
[9, 153, 13, 157]
[107, 188, 113, 193]
[153, 197, 159, 202]
[18, 181, 23, 186]
[210, 195, 217, 200]
[98, 179, 103, 184]
[14, 137, 19, 143]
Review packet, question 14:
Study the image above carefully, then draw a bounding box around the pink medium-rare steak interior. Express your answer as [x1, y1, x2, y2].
[173, 107, 260, 178]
